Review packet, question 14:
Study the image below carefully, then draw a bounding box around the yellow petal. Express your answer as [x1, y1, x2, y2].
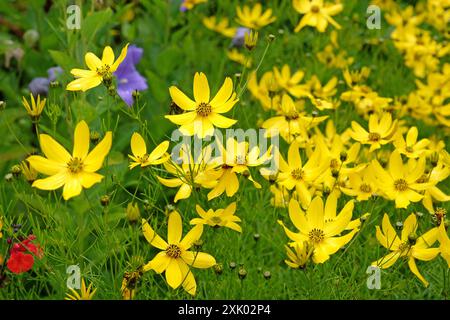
[73, 121, 90, 159]
[111, 43, 129, 72]
[174, 183, 192, 202]
[180, 224, 203, 250]
[85, 52, 102, 71]
[165, 112, 197, 125]
[165, 259, 183, 289]
[62, 177, 83, 200]
[210, 77, 233, 107]
[27, 155, 64, 175]
[193, 72, 210, 103]
[131, 132, 147, 157]
[168, 211, 183, 244]
[83, 132, 112, 172]
[208, 113, 237, 128]
[79, 172, 103, 188]
[306, 196, 324, 230]
[181, 251, 216, 268]
[157, 177, 183, 188]
[147, 252, 171, 273]
[142, 219, 168, 250]
[288, 198, 310, 233]
[148, 141, 170, 163]
[39, 134, 71, 164]
[32, 172, 67, 190]
[169, 86, 196, 111]
[102, 46, 114, 66]
[401, 213, 417, 242]
[177, 260, 197, 296]
[70, 69, 97, 78]
[408, 257, 428, 287]
[372, 251, 401, 269]
[66, 76, 102, 92]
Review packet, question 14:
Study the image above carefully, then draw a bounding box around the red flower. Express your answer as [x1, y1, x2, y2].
[6, 235, 43, 274]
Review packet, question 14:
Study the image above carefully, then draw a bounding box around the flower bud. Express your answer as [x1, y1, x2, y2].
[229, 262, 237, 269]
[90, 131, 100, 144]
[263, 271, 271, 280]
[10, 165, 22, 178]
[4, 173, 13, 182]
[23, 29, 40, 48]
[0, 101, 5, 111]
[213, 263, 223, 275]
[253, 233, 260, 241]
[100, 195, 110, 207]
[126, 202, 141, 223]
[339, 151, 347, 162]
[238, 267, 247, 280]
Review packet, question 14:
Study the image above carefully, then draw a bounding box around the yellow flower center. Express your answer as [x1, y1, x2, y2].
[416, 174, 428, 183]
[96, 64, 111, 76]
[308, 228, 325, 243]
[398, 242, 411, 253]
[291, 168, 304, 180]
[210, 216, 222, 225]
[286, 111, 299, 120]
[196, 102, 212, 117]
[166, 244, 182, 259]
[330, 158, 339, 169]
[138, 154, 149, 163]
[359, 183, 372, 193]
[394, 179, 408, 191]
[368, 132, 381, 142]
[67, 157, 84, 174]
[405, 146, 414, 153]
[311, 5, 320, 13]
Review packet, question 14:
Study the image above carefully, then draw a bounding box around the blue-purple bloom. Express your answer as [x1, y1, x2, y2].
[28, 66, 63, 96]
[232, 27, 250, 47]
[114, 45, 148, 107]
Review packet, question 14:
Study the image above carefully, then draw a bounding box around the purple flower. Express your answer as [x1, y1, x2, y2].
[47, 66, 63, 82]
[28, 66, 63, 96]
[232, 27, 250, 48]
[28, 77, 50, 96]
[114, 45, 148, 107]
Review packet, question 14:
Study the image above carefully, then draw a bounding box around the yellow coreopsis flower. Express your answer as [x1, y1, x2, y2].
[27, 121, 112, 200]
[293, 0, 343, 32]
[278, 196, 358, 264]
[0, 217, 3, 239]
[349, 112, 398, 152]
[19, 160, 38, 183]
[226, 49, 252, 68]
[236, 3, 276, 29]
[22, 94, 46, 120]
[66, 44, 129, 92]
[438, 222, 450, 268]
[340, 169, 379, 201]
[370, 150, 429, 208]
[372, 213, 439, 287]
[128, 132, 169, 169]
[420, 162, 450, 213]
[203, 16, 237, 38]
[262, 94, 328, 143]
[65, 278, 97, 300]
[165, 72, 238, 138]
[142, 211, 216, 295]
[393, 126, 430, 159]
[191, 202, 241, 232]
[273, 65, 309, 98]
[206, 137, 271, 200]
[284, 242, 313, 269]
[276, 141, 329, 206]
[157, 145, 220, 203]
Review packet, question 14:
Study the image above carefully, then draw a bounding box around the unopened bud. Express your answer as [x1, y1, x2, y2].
[214, 263, 223, 275]
[100, 195, 110, 207]
[229, 262, 237, 269]
[339, 151, 347, 162]
[90, 131, 100, 144]
[126, 202, 141, 223]
[263, 271, 271, 280]
[238, 267, 247, 280]
[10, 165, 22, 177]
